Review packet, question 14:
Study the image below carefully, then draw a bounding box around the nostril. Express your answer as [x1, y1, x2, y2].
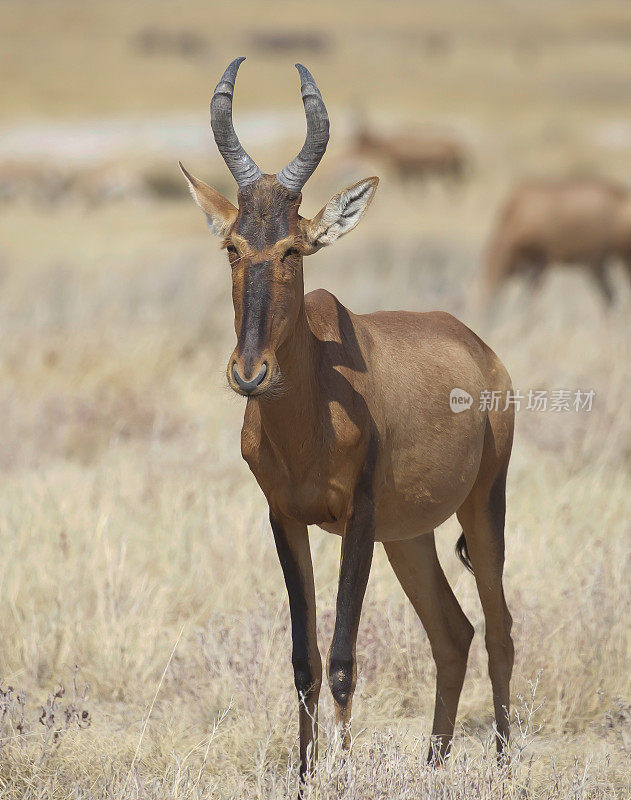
[232, 362, 268, 392]
[253, 362, 268, 385]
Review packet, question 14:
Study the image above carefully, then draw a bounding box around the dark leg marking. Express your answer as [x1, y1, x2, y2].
[327, 439, 377, 746]
[270, 511, 321, 780]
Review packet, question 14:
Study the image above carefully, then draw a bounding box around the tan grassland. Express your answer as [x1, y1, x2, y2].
[0, 2, 630, 797]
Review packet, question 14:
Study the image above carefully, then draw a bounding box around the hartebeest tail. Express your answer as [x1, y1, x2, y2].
[180, 57, 515, 790]
[455, 531, 473, 572]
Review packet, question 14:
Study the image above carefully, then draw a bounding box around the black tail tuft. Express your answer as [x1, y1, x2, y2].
[455, 532, 474, 573]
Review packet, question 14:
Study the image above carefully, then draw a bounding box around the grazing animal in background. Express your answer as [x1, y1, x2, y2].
[353, 120, 467, 182]
[180, 58, 515, 785]
[484, 178, 631, 305]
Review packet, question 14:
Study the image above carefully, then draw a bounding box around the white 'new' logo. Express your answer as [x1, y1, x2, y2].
[450, 388, 473, 413]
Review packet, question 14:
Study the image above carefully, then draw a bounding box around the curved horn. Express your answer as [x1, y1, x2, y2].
[276, 64, 330, 194]
[211, 57, 262, 188]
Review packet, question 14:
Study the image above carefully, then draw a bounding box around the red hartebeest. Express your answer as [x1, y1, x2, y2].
[484, 178, 631, 305]
[180, 58, 514, 783]
[353, 120, 467, 183]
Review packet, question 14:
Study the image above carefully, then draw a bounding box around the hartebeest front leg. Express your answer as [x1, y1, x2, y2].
[270, 511, 322, 780]
[327, 485, 375, 748]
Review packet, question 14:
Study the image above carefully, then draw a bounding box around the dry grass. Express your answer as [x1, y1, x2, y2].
[1, 1, 631, 797]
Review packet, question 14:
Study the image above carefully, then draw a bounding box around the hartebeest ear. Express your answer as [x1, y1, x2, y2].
[179, 162, 238, 238]
[302, 177, 379, 252]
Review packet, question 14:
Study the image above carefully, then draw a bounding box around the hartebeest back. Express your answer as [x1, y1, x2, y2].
[181, 58, 515, 786]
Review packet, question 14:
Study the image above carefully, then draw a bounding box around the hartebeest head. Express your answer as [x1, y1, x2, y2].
[180, 58, 378, 396]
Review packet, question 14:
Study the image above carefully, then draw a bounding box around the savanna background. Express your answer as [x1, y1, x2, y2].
[1, 2, 630, 798]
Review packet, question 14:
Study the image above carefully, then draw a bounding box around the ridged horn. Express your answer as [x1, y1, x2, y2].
[210, 57, 262, 188]
[276, 64, 330, 194]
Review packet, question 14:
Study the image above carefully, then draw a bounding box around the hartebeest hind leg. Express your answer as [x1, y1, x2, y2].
[327, 484, 375, 748]
[590, 262, 614, 306]
[457, 467, 514, 755]
[270, 512, 322, 780]
[384, 533, 474, 762]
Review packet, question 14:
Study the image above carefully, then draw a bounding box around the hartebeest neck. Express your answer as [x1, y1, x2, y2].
[253, 297, 322, 446]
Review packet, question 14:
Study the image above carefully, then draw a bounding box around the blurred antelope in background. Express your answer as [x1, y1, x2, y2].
[180, 58, 515, 787]
[484, 177, 631, 305]
[352, 117, 467, 183]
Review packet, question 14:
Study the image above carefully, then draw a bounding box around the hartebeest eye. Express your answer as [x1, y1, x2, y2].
[226, 244, 238, 257]
[282, 247, 300, 261]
